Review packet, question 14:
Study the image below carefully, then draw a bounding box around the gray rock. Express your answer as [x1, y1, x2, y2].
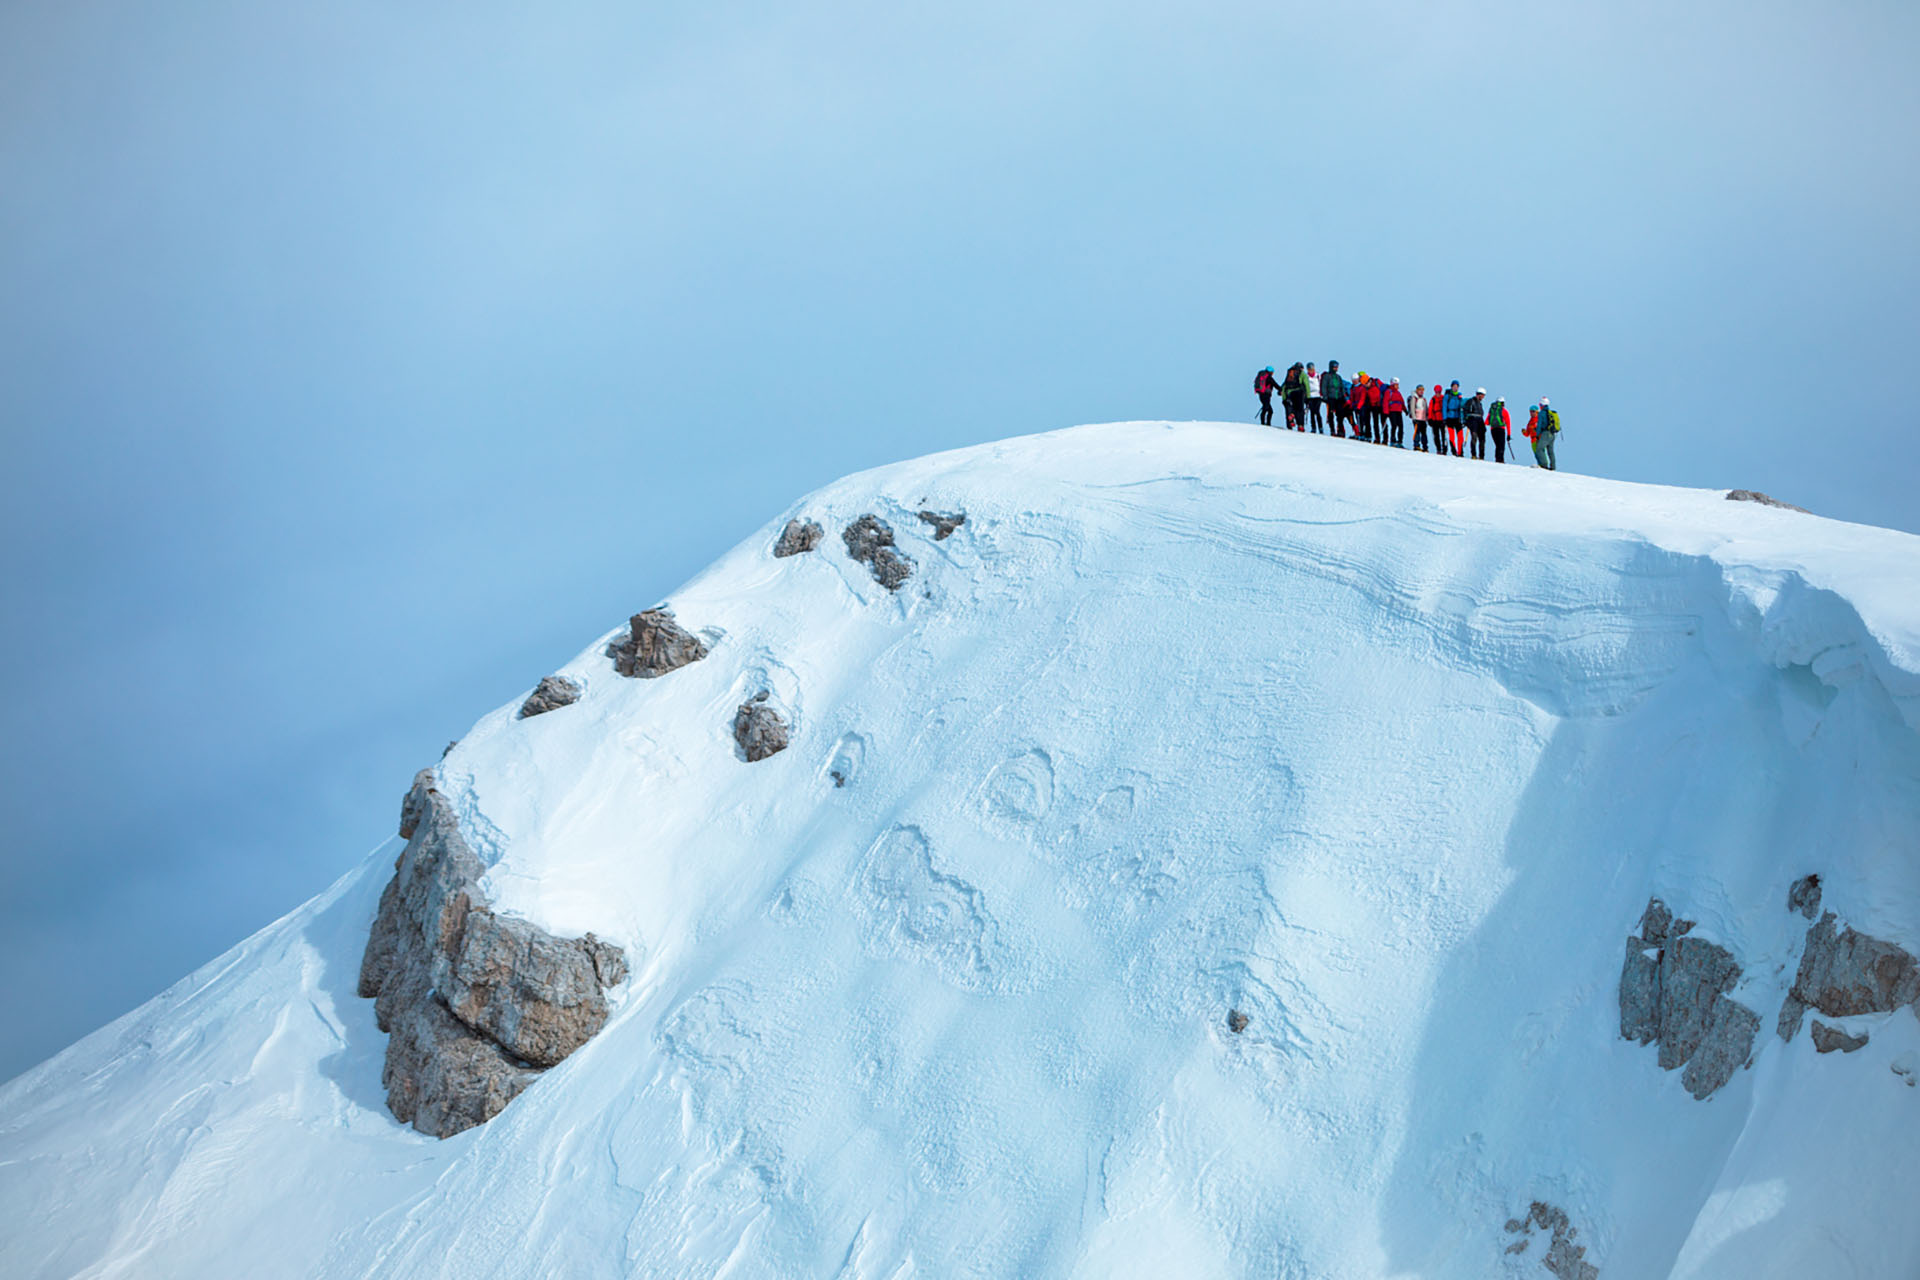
[433, 907, 614, 1068]
[360, 769, 628, 1136]
[1657, 936, 1742, 1072]
[1227, 1009, 1249, 1034]
[916, 509, 966, 540]
[1726, 489, 1810, 514]
[1508, 1201, 1599, 1280]
[1787, 874, 1822, 920]
[1778, 911, 1920, 1041]
[1682, 996, 1760, 1099]
[843, 515, 915, 591]
[1637, 897, 1674, 947]
[1618, 898, 1756, 1099]
[733, 692, 791, 762]
[517, 675, 582, 719]
[774, 518, 824, 557]
[380, 986, 531, 1138]
[1619, 939, 1662, 1044]
[398, 767, 436, 840]
[607, 608, 709, 678]
[582, 932, 629, 988]
[1811, 1020, 1870, 1054]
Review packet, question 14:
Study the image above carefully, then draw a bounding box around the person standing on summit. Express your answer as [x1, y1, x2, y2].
[1286, 362, 1311, 432]
[1532, 397, 1562, 469]
[1382, 378, 1407, 448]
[1305, 363, 1324, 434]
[1464, 388, 1488, 460]
[1442, 382, 1465, 457]
[1488, 396, 1511, 463]
[1254, 366, 1279, 427]
[1321, 361, 1349, 439]
[1409, 384, 1431, 452]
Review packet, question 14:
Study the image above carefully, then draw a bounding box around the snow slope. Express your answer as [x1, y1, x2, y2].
[4, 421, 1918, 1279]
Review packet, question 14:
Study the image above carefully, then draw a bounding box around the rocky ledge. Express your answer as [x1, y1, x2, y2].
[359, 770, 627, 1137]
[1618, 897, 1760, 1100]
[606, 608, 709, 678]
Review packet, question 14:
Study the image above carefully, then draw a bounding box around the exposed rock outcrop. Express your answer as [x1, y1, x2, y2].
[916, 509, 966, 540]
[433, 907, 620, 1068]
[517, 675, 582, 719]
[1811, 1020, 1870, 1054]
[1726, 489, 1809, 513]
[843, 515, 915, 590]
[733, 692, 790, 762]
[1618, 897, 1757, 1099]
[359, 771, 627, 1137]
[607, 608, 709, 678]
[1787, 874, 1822, 920]
[1777, 910, 1920, 1042]
[397, 767, 436, 840]
[774, 518, 824, 557]
[1503, 1201, 1599, 1279]
[1227, 1009, 1249, 1034]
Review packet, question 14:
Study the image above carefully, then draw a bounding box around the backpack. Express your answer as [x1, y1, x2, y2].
[1255, 370, 1274, 395]
[1544, 408, 1562, 434]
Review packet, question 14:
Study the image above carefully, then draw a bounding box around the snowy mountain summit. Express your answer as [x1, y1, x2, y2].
[5, 421, 1919, 1279]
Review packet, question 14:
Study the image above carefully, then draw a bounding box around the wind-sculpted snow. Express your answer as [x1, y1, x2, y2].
[4, 422, 1920, 1279]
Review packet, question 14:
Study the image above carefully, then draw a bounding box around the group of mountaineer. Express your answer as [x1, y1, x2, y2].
[1253, 361, 1562, 470]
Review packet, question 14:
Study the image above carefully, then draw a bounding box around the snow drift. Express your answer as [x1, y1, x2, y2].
[3, 421, 1918, 1279]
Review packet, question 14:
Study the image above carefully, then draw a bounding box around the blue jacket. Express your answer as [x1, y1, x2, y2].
[1442, 391, 1464, 420]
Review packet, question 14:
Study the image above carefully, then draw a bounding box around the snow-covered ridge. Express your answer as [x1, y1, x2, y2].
[3, 421, 1917, 1279]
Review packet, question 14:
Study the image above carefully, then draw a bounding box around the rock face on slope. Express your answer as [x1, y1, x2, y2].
[843, 515, 914, 590]
[1811, 1020, 1870, 1054]
[733, 692, 790, 762]
[607, 608, 709, 677]
[1503, 1201, 1599, 1280]
[359, 771, 626, 1137]
[1726, 489, 1810, 513]
[916, 509, 966, 540]
[1776, 910, 1920, 1042]
[773, 518, 824, 557]
[1618, 898, 1759, 1100]
[1787, 873, 1822, 920]
[517, 675, 582, 719]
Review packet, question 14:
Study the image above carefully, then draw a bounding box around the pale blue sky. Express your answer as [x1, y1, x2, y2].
[2, 0, 1915, 1078]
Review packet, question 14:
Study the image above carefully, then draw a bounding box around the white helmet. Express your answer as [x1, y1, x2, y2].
[1541, 397, 1550, 405]
[1476, 387, 1486, 396]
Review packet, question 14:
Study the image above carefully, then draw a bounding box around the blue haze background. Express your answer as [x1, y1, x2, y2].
[1, 0, 1915, 1079]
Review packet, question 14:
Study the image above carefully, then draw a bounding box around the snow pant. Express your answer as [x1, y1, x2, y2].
[1447, 422, 1465, 455]
[1492, 427, 1508, 463]
[1412, 419, 1430, 452]
[1308, 398, 1324, 432]
[1287, 392, 1306, 430]
[1534, 434, 1557, 469]
[1388, 410, 1405, 447]
[1259, 394, 1274, 426]
[1329, 402, 1348, 438]
[1468, 424, 1486, 459]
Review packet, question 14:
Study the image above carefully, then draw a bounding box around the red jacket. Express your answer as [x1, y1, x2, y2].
[1381, 385, 1406, 414]
[1489, 404, 1510, 433]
